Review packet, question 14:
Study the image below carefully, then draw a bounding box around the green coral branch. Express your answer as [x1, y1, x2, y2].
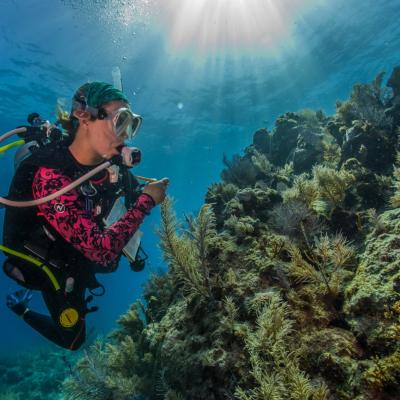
[63, 338, 142, 400]
[251, 149, 273, 176]
[158, 197, 213, 300]
[185, 203, 217, 265]
[288, 233, 355, 298]
[235, 292, 329, 400]
[312, 165, 355, 207]
[364, 350, 400, 390]
[282, 166, 355, 217]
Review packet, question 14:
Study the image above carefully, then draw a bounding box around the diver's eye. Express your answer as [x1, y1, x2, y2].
[116, 111, 131, 128]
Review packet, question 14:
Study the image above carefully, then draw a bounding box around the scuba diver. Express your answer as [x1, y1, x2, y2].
[1, 81, 169, 350]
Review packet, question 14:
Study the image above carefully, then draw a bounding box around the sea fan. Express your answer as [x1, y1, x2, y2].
[270, 200, 324, 244]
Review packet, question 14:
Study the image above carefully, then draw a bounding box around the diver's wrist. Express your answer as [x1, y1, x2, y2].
[139, 192, 156, 207]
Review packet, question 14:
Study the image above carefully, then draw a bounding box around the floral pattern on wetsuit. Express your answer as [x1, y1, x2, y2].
[32, 166, 155, 267]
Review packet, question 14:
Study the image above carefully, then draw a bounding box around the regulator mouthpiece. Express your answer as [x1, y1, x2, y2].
[113, 146, 141, 168]
[121, 146, 141, 167]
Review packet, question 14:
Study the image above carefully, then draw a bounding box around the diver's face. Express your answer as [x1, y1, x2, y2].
[87, 100, 128, 160]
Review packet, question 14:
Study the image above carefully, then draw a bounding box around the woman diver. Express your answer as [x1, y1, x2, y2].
[2, 81, 169, 350]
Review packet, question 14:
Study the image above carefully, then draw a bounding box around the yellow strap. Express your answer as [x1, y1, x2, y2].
[0, 140, 25, 154]
[0, 244, 61, 291]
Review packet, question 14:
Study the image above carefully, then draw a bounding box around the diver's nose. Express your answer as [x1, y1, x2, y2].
[118, 131, 128, 142]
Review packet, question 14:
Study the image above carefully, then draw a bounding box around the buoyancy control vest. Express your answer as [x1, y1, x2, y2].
[2, 139, 141, 292]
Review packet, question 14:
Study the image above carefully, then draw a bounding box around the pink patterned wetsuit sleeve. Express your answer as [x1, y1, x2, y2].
[32, 166, 155, 267]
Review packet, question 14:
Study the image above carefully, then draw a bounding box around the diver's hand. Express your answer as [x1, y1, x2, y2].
[142, 178, 169, 205]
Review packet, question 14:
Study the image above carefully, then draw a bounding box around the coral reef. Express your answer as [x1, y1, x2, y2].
[266, 109, 334, 173]
[62, 67, 400, 399]
[0, 349, 78, 400]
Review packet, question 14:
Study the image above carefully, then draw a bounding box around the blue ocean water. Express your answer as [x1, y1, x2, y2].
[0, 0, 399, 366]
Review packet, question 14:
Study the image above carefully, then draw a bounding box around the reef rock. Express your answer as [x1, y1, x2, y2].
[63, 67, 400, 400]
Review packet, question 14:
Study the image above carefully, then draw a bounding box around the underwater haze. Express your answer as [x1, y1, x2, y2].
[1, 0, 400, 398]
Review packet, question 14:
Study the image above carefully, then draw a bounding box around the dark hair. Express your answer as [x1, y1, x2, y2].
[57, 83, 95, 140]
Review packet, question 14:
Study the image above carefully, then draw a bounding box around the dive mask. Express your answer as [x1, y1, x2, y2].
[98, 107, 142, 141]
[73, 99, 142, 141]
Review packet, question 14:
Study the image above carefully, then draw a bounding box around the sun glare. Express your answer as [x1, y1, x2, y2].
[158, 0, 319, 53]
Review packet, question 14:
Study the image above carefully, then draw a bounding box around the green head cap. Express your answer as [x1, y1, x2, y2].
[73, 81, 129, 110]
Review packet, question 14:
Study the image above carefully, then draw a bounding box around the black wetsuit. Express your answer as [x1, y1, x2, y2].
[2, 141, 151, 350]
